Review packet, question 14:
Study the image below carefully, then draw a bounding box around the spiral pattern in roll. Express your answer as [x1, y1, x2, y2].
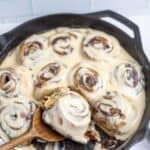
[18, 35, 48, 66]
[0, 68, 20, 98]
[34, 62, 67, 99]
[111, 61, 144, 97]
[82, 32, 114, 60]
[0, 101, 35, 138]
[69, 63, 107, 102]
[50, 31, 77, 55]
[93, 91, 142, 140]
[43, 88, 91, 143]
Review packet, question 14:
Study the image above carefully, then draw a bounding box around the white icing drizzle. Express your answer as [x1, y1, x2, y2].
[82, 30, 121, 61]
[111, 61, 145, 97]
[93, 91, 144, 140]
[69, 63, 108, 102]
[43, 89, 91, 144]
[34, 61, 67, 99]
[0, 27, 145, 147]
[0, 99, 35, 138]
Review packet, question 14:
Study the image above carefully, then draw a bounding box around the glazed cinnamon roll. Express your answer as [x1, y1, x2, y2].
[18, 35, 48, 66]
[111, 61, 145, 97]
[0, 68, 20, 98]
[43, 88, 91, 143]
[82, 31, 120, 61]
[69, 63, 107, 102]
[0, 101, 35, 138]
[34, 61, 67, 99]
[49, 31, 78, 56]
[92, 91, 143, 140]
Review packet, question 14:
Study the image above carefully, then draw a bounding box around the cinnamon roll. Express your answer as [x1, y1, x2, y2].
[18, 35, 48, 66]
[0, 68, 20, 98]
[34, 61, 67, 99]
[49, 31, 78, 56]
[42, 88, 91, 143]
[0, 101, 35, 138]
[0, 27, 146, 149]
[92, 91, 143, 140]
[0, 67, 34, 99]
[111, 61, 145, 97]
[69, 63, 108, 102]
[82, 31, 120, 61]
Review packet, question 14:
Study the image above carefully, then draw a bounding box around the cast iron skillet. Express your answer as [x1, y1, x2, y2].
[0, 10, 150, 150]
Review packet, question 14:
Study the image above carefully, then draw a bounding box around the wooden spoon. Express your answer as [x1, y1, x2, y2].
[0, 108, 64, 150]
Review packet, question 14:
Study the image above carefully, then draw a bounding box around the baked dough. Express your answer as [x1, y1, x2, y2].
[0, 27, 145, 149]
[42, 88, 91, 144]
[0, 98, 35, 138]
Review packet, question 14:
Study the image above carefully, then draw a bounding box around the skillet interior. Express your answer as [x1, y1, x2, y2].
[0, 12, 149, 149]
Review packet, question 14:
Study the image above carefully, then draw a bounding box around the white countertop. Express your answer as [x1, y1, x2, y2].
[0, 15, 149, 150]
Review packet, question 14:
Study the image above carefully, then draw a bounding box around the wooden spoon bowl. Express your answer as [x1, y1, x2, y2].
[0, 108, 64, 150]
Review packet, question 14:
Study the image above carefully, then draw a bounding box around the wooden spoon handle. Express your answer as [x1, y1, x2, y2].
[0, 129, 35, 150]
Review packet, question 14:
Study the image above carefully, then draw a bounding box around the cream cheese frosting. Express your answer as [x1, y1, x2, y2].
[43, 88, 91, 144]
[0, 27, 145, 149]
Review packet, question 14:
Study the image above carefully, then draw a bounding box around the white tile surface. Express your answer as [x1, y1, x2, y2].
[91, 0, 147, 10]
[129, 16, 150, 59]
[32, 0, 91, 15]
[0, 0, 149, 23]
[0, 0, 32, 21]
[147, 0, 150, 8]
[0, 23, 19, 34]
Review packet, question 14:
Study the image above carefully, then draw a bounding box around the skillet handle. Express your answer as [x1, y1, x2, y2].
[85, 10, 141, 46]
[85, 10, 149, 67]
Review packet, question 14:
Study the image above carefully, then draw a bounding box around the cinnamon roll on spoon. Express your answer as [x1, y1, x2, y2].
[43, 88, 91, 144]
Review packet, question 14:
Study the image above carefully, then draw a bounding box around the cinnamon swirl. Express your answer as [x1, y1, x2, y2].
[49, 29, 79, 56]
[0, 68, 20, 98]
[18, 35, 48, 67]
[43, 88, 91, 143]
[34, 61, 67, 99]
[0, 100, 35, 138]
[111, 61, 145, 97]
[92, 91, 144, 140]
[69, 63, 108, 102]
[0, 27, 145, 148]
[82, 30, 121, 61]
